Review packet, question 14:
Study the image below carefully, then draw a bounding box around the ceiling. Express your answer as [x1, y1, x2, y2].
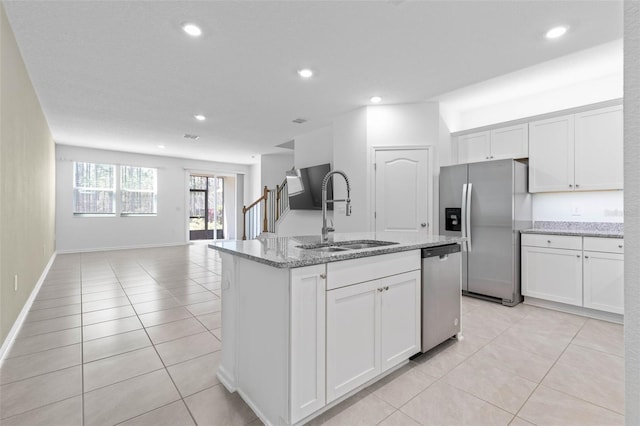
[4, 1, 623, 165]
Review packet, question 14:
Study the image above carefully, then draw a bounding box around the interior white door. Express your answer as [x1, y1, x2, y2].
[375, 149, 429, 235]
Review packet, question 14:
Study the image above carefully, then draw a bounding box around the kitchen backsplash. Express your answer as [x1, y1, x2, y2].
[532, 191, 624, 223]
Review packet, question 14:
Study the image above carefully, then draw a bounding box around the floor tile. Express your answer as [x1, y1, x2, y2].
[133, 297, 181, 315]
[146, 317, 207, 345]
[0, 395, 82, 426]
[138, 306, 194, 327]
[572, 318, 624, 357]
[0, 344, 81, 385]
[128, 289, 175, 304]
[155, 331, 221, 366]
[212, 327, 222, 341]
[6, 328, 81, 358]
[400, 381, 513, 426]
[35, 287, 81, 300]
[81, 288, 127, 302]
[82, 304, 137, 325]
[0, 366, 82, 419]
[518, 385, 624, 426]
[30, 295, 81, 311]
[174, 291, 218, 305]
[118, 400, 196, 426]
[123, 284, 166, 296]
[82, 296, 131, 313]
[443, 356, 537, 414]
[167, 285, 208, 297]
[82, 315, 143, 341]
[491, 324, 574, 361]
[185, 299, 221, 316]
[81, 283, 123, 294]
[83, 329, 152, 363]
[378, 410, 422, 426]
[368, 364, 437, 409]
[411, 344, 469, 378]
[167, 352, 221, 397]
[17, 314, 81, 338]
[24, 304, 82, 322]
[84, 346, 164, 391]
[560, 343, 625, 382]
[196, 312, 221, 330]
[84, 369, 181, 426]
[323, 393, 395, 426]
[470, 341, 556, 383]
[509, 417, 536, 426]
[184, 384, 257, 426]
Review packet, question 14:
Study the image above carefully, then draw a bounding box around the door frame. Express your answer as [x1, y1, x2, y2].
[369, 145, 433, 235]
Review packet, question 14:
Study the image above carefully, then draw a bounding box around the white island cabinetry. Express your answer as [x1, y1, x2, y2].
[217, 248, 423, 426]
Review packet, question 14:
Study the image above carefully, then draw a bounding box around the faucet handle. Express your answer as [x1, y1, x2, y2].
[327, 226, 335, 233]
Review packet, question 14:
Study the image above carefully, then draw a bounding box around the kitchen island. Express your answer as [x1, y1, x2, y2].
[209, 232, 463, 426]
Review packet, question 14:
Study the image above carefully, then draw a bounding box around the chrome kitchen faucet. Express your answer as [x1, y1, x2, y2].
[321, 170, 351, 241]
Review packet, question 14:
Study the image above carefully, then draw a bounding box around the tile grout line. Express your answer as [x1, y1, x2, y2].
[80, 253, 86, 426]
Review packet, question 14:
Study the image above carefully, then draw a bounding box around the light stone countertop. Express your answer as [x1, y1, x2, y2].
[209, 232, 464, 268]
[520, 221, 623, 238]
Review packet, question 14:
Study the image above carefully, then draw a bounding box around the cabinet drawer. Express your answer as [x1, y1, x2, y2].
[521, 233, 582, 250]
[327, 251, 420, 290]
[583, 237, 624, 254]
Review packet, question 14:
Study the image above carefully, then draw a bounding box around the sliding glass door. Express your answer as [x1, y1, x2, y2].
[189, 175, 224, 240]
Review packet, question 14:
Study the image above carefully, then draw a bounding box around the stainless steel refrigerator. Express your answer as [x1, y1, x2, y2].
[439, 159, 531, 306]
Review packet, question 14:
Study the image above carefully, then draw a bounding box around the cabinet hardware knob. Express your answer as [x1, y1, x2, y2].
[619, 245, 623, 248]
[576, 255, 581, 258]
[547, 240, 551, 244]
[384, 286, 389, 291]
[576, 184, 580, 188]
[486, 156, 489, 159]
[584, 255, 589, 259]
[377, 288, 383, 292]
[421, 223, 427, 227]
[569, 184, 573, 188]
[490, 156, 494, 159]
[320, 273, 326, 279]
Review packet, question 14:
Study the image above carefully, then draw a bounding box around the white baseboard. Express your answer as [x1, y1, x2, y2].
[524, 296, 624, 324]
[56, 241, 188, 254]
[0, 251, 57, 363]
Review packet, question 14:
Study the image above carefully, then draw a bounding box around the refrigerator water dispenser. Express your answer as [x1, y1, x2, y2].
[445, 208, 461, 231]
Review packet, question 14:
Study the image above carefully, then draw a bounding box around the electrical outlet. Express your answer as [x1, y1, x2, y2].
[14, 274, 18, 292]
[571, 203, 582, 216]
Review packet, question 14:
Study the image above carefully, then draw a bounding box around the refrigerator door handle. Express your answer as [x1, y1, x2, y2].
[461, 183, 468, 251]
[466, 183, 472, 251]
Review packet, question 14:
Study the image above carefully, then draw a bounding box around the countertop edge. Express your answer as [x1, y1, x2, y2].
[209, 239, 464, 269]
[520, 229, 624, 238]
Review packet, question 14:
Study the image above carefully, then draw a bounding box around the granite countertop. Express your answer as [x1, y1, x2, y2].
[209, 232, 464, 268]
[521, 221, 624, 238]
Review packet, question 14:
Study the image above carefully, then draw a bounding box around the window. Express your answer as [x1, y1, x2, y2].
[72, 162, 157, 216]
[121, 166, 157, 215]
[73, 162, 116, 215]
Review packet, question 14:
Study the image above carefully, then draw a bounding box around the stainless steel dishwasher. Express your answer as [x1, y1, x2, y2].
[421, 243, 462, 353]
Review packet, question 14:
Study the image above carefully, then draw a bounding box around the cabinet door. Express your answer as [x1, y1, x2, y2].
[326, 280, 380, 403]
[290, 265, 326, 422]
[583, 251, 624, 314]
[529, 114, 575, 193]
[457, 131, 490, 164]
[490, 123, 529, 160]
[521, 246, 582, 306]
[574, 105, 623, 191]
[379, 271, 421, 372]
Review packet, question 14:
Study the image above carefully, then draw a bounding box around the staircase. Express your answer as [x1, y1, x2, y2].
[242, 179, 289, 240]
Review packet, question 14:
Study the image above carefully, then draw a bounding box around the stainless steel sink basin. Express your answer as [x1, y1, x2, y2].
[296, 240, 397, 251]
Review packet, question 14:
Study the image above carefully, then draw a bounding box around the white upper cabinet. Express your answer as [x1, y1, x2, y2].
[529, 114, 575, 192]
[574, 105, 623, 191]
[529, 105, 623, 193]
[490, 124, 529, 160]
[457, 131, 490, 163]
[456, 124, 528, 164]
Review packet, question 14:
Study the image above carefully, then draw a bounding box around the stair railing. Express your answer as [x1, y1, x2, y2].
[242, 179, 290, 240]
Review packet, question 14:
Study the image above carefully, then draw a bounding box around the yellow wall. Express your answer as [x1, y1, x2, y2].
[0, 3, 56, 344]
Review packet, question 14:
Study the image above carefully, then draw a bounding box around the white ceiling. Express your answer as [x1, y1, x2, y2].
[4, 0, 623, 165]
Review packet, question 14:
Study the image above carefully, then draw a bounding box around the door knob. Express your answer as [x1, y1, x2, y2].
[421, 223, 427, 228]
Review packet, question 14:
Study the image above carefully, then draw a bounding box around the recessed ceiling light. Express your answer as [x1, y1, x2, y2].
[370, 96, 382, 103]
[157, 145, 166, 149]
[184, 134, 200, 140]
[194, 114, 206, 121]
[182, 23, 202, 37]
[298, 69, 314, 78]
[546, 26, 568, 39]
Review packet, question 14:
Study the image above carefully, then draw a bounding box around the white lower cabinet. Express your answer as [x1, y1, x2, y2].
[326, 269, 421, 403]
[521, 245, 583, 306]
[583, 251, 624, 314]
[521, 234, 624, 315]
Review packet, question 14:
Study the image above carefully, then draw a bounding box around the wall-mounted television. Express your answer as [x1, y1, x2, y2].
[288, 163, 333, 211]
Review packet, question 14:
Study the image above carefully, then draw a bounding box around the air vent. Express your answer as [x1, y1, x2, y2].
[292, 118, 307, 124]
[183, 134, 200, 140]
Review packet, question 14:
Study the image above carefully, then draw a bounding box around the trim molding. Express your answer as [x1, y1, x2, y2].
[524, 296, 624, 324]
[56, 241, 188, 254]
[0, 251, 58, 363]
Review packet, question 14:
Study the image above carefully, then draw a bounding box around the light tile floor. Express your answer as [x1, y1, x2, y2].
[0, 243, 625, 425]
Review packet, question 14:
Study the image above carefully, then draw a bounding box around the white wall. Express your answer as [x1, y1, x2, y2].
[56, 145, 251, 252]
[276, 126, 333, 236]
[532, 191, 624, 223]
[624, 2, 639, 423]
[261, 153, 293, 189]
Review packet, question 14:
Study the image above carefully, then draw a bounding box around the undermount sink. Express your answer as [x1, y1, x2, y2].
[296, 240, 397, 252]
